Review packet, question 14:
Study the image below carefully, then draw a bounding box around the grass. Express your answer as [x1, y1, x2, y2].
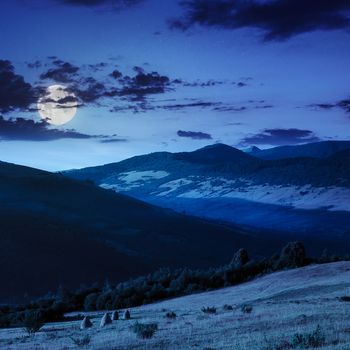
[23, 312, 44, 335]
[1, 262, 350, 350]
[241, 304, 253, 314]
[165, 311, 177, 319]
[290, 325, 326, 348]
[201, 307, 217, 314]
[70, 334, 91, 347]
[131, 322, 158, 339]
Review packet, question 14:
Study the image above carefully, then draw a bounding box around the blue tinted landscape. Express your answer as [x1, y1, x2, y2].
[0, 0, 350, 349]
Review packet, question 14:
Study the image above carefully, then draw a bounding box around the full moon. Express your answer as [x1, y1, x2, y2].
[37, 85, 78, 125]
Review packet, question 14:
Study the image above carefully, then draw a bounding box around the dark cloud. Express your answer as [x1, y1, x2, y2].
[40, 61, 80, 83]
[242, 128, 320, 146]
[0, 116, 93, 141]
[0, 59, 37, 113]
[110, 69, 123, 79]
[213, 105, 246, 112]
[38, 58, 237, 113]
[171, 0, 350, 41]
[113, 70, 172, 102]
[338, 98, 350, 113]
[99, 137, 128, 143]
[177, 130, 212, 140]
[39, 58, 174, 105]
[309, 97, 350, 114]
[87, 62, 108, 72]
[161, 101, 219, 111]
[72, 78, 107, 103]
[27, 60, 42, 69]
[182, 79, 225, 87]
[56, 0, 144, 9]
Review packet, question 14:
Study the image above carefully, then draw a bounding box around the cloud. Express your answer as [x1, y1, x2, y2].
[39, 59, 174, 106]
[0, 116, 93, 141]
[110, 69, 123, 79]
[309, 96, 350, 114]
[38, 58, 247, 114]
[106, 70, 173, 103]
[27, 60, 42, 69]
[40, 61, 80, 83]
[99, 137, 128, 143]
[241, 128, 320, 146]
[177, 130, 212, 140]
[171, 0, 350, 41]
[0, 59, 38, 113]
[56, 0, 145, 9]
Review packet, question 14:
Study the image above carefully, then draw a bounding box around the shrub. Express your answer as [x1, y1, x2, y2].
[23, 311, 44, 334]
[241, 304, 253, 313]
[70, 335, 91, 347]
[223, 304, 233, 311]
[277, 242, 306, 268]
[131, 322, 158, 339]
[339, 296, 350, 302]
[201, 307, 216, 314]
[290, 325, 326, 348]
[84, 293, 98, 311]
[231, 248, 249, 267]
[165, 311, 177, 319]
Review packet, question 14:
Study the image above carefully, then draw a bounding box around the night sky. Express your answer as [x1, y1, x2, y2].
[0, 0, 349, 170]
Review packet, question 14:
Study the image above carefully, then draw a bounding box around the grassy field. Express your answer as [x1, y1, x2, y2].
[1, 261, 350, 349]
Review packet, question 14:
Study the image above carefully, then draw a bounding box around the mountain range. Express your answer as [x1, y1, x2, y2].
[65, 141, 350, 241]
[247, 140, 350, 160]
[2, 140, 350, 302]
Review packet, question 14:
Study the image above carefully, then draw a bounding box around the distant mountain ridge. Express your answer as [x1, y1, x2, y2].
[65, 141, 350, 237]
[245, 140, 350, 160]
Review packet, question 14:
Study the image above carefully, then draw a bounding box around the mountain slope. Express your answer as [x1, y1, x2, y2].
[0, 161, 285, 302]
[247, 140, 350, 160]
[2, 261, 350, 349]
[64, 143, 350, 238]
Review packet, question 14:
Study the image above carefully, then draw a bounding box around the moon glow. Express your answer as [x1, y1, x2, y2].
[37, 85, 78, 125]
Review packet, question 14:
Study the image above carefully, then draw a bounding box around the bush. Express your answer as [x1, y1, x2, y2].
[70, 335, 91, 347]
[131, 322, 158, 339]
[23, 311, 44, 334]
[223, 304, 233, 311]
[231, 248, 249, 267]
[165, 311, 177, 319]
[241, 304, 253, 313]
[201, 307, 216, 314]
[290, 325, 326, 348]
[339, 296, 350, 302]
[277, 242, 306, 268]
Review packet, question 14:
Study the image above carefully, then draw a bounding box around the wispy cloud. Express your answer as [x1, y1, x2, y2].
[241, 128, 320, 146]
[177, 130, 212, 140]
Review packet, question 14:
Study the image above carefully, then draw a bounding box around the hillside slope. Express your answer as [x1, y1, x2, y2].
[0, 160, 284, 302]
[2, 261, 350, 349]
[64, 143, 350, 237]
